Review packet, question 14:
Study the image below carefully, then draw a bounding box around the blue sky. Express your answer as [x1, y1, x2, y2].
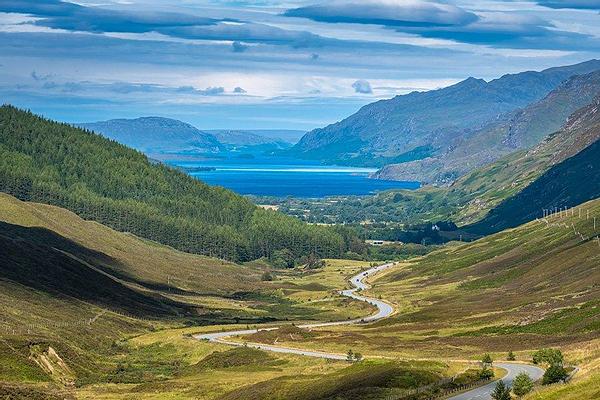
[0, 0, 599, 130]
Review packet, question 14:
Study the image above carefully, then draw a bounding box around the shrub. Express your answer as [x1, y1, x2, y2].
[507, 351, 516, 361]
[542, 364, 568, 385]
[512, 372, 534, 396]
[482, 353, 493, 368]
[532, 348, 563, 366]
[261, 271, 275, 281]
[346, 349, 354, 362]
[491, 380, 511, 400]
[479, 367, 494, 380]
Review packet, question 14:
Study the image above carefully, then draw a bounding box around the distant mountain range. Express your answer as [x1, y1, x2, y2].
[78, 117, 223, 154]
[78, 118, 304, 155]
[292, 59, 600, 182]
[207, 130, 305, 145]
[374, 69, 600, 184]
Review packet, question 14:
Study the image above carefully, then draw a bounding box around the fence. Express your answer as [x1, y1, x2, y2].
[538, 204, 599, 247]
[382, 376, 493, 400]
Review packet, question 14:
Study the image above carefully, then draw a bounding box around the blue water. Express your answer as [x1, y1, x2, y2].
[167, 157, 419, 197]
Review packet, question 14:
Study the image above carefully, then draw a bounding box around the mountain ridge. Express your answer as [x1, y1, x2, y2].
[292, 59, 600, 172]
[374, 69, 600, 184]
[78, 116, 223, 154]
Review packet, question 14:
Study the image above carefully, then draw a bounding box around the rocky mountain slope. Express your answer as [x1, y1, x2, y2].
[375, 69, 600, 184]
[292, 59, 600, 172]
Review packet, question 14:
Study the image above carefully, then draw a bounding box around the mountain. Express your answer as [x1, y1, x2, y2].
[207, 129, 305, 145]
[374, 69, 600, 184]
[0, 105, 349, 262]
[206, 129, 302, 153]
[282, 95, 600, 229]
[78, 117, 223, 154]
[465, 97, 600, 235]
[292, 59, 600, 171]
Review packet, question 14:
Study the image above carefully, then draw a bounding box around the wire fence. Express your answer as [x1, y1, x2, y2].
[537, 204, 599, 247]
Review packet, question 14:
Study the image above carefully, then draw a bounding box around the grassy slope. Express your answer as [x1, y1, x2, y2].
[0, 194, 373, 398]
[524, 339, 600, 400]
[445, 94, 600, 225]
[0, 192, 261, 295]
[466, 134, 600, 234]
[257, 199, 599, 360]
[370, 198, 600, 356]
[219, 359, 449, 400]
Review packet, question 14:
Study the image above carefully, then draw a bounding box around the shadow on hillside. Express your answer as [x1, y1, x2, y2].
[0, 221, 194, 318]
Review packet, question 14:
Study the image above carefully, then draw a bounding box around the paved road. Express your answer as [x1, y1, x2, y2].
[447, 363, 545, 400]
[194, 262, 545, 399]
[194, 261, 397, 358]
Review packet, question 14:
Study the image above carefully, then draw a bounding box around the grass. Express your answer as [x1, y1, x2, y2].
[2, 192, 599, 398]
[0, 193, 383, 398]
[219, 359, 450, 400]
[254, 199, 600, 361]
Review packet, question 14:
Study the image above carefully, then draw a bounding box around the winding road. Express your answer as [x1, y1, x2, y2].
[194, 261, 544, 399]
[195, 261, 396, 359]
[448, 363, 544, 400]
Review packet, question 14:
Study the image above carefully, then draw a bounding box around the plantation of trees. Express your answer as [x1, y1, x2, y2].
[0, 105, 351, 262]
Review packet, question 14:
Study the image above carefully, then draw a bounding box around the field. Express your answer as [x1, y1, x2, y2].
[0, 194, 376, 398]
[1, 193, 598, 398]
[238, 199, 600, 362]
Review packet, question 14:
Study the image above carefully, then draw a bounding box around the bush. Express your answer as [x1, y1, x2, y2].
[512, 372, 534, 397]
[479, 367, 494, 380]
[507, 351, 516, 361]
[303, 253, 326, 270]
[346, 349, 354, 362]
[542, 364, 568, 385]
[482, 353, 493, 368]
[532, 348, 563, 366]
[261, 271, 275, 281]
[491, 380, 511, 400]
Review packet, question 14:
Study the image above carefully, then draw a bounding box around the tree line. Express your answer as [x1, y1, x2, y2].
[0, 105, 354, 262]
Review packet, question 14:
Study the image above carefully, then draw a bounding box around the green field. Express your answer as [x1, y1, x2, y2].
[0, 194, 379, 398]
[1, 194, 598, 399]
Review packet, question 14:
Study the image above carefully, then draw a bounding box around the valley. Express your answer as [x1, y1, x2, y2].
[1, 23, 600, 399]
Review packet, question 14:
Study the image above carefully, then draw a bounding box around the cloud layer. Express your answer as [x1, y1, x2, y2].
[285, 1, 478, 27]
[0, 0, 598, 130]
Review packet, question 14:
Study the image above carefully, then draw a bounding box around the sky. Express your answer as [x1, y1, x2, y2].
[0, 0, 599, 130]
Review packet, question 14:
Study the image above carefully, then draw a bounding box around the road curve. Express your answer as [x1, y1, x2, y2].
[447, 362, 545, 400]
[194, 261, 397, 358]
[194, 262, 545, 399]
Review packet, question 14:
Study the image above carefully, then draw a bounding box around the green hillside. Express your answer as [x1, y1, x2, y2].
[0, 105, 348, 262]
[274, 95, 600, 231]
[261, 198, 600, 361]
[0, 193, 375, 397]
[467, 138, 600, 234]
